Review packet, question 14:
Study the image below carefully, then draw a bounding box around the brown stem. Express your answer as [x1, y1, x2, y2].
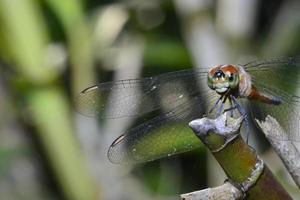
[189, 113, 292, 200]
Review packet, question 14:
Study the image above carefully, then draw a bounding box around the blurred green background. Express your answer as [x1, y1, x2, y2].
[0, 0, 299, 199]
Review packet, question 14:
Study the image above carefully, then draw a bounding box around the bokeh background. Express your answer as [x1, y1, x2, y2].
[0, 0, 300, 199]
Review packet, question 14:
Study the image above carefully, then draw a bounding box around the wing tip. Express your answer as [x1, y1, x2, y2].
[111, 134, 126, 147]
[107, 134, 127, 164]
[81, 85, 99, 94]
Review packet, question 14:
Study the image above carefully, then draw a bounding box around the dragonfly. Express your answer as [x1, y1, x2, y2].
[76, 56, 300, 164]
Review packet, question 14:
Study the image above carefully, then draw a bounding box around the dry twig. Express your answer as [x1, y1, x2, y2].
[256, 115, 300, 188]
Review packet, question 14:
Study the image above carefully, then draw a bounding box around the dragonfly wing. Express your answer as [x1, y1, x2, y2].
[245, 56, 300, 141]
[75, 69, 208, 118]
[107, 91, 219, 164]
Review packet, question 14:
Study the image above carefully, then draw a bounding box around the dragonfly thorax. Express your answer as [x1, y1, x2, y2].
[207, 65, 240, 95]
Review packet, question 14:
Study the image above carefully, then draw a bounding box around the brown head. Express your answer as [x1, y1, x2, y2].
[207, 65, 240, 94]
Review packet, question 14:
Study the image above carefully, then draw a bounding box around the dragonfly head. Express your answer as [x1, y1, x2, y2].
[207, 65, 240, 94]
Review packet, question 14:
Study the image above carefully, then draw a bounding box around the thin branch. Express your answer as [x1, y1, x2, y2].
[256, 115, 300, 188]
[180, 182, 242, 200]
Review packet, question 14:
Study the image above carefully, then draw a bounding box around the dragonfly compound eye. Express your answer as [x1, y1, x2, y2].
[214, 70, 225, 79]
[228, 73, 239, 89]
[207, 73, 214, 90]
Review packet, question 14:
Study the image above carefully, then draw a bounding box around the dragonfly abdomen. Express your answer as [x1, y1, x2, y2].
[248, 86, 282, 105]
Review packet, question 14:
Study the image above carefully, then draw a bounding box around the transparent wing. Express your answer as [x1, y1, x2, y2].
[245, 56, 300, 141]
[75, 68, 209, 118]
[107, 90, 220, 164]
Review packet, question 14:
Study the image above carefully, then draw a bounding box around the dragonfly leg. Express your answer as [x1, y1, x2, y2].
[223, 106, 238, 119]
[217, 102, 224, 116]
[222, 97, 237, 117]
[216, 95, 228, 116]
[229, 97, 234, 117]
[209, 95, 223, 114]
[230, 95, 250, 144]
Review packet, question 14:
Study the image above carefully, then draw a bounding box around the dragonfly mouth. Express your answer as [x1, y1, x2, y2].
[214, 82, 230, 94]
[216, 87, 229, 93]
